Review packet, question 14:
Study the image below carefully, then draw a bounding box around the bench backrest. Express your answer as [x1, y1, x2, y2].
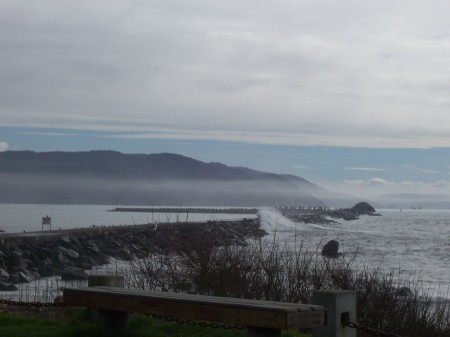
[63, 286, 325, 330]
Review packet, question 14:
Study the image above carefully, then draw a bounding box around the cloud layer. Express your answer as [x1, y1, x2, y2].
[342, 177, 450, 197]
[0, 142, 9, 151]
[2, 1, 450, 147]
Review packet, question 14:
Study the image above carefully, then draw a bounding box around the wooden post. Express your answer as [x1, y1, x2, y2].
[312, 290, 357, 337]
[87, 275, 127, 332]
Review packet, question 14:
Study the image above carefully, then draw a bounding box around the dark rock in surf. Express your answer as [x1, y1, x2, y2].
[396, 286, 413, 297]
[350, 202, 376, 215]
[321, 240, 340, 258]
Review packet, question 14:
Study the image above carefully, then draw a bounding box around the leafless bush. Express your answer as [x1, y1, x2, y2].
[125, 234, 450, 336]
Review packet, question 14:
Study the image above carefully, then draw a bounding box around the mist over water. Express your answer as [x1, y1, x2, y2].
[258, 208, 297, 233]
[0, 172, 327, 207]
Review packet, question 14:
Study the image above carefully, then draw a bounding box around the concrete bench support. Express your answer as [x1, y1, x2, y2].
[312, 290, 357, 337]
[87, 275, 127, 331]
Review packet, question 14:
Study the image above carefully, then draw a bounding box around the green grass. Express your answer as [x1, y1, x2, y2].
[0, 312, 76, 337]
[0, 311, 309, 337]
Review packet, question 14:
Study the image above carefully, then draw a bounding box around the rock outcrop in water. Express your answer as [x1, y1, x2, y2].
[0, 219, 265, 291]
[349, 202, 377, 215]
[280, 202, 379, 224]
[321, 240, 341, 258]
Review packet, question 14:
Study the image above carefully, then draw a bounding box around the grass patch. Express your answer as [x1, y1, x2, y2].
[0, 312, 76, 337]
[0, 311, 308, 337]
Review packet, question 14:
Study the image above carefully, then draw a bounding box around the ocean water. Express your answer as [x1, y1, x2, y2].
[259, 208, 450, 298]
[0, 204, 449, 300]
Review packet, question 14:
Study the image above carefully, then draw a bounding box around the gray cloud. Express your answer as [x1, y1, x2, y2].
[2, 1, 450, 147]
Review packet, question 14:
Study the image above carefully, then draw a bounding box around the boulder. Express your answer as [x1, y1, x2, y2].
[57, 246, 79, 259]
[0, 281, 18, 291]
[9, 273, 19, 283]
[57, 251, 66, 264]
[38, 260, 58, 277]
[18, 271, 34, 283]
[80, 255, 98, 269]
[321, 240, 340, 258]
[88, 241, 100, 253]
[0, 267, 10, 280]
[65, 248, 80, 259]
[11, 248, 23, 257]
[60, 236, 71, 244]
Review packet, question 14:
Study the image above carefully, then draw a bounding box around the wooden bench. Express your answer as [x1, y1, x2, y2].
[63, 286, 326, 337]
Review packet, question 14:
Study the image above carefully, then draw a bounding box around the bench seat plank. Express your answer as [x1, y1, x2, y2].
[64, 286, 325, 330]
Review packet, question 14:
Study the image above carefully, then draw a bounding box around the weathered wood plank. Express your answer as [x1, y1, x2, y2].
[63, 286, 325, 330]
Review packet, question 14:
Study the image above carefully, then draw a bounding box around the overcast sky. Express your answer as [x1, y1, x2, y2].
[1, 1, 450, 201]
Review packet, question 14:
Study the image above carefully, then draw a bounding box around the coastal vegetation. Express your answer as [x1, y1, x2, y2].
[2, 238, 449, 336]
[126, 234, 450, 337]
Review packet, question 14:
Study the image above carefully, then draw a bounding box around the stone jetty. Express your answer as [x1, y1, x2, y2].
[0, 219, 265, 291]
[111, 207, 258, 214]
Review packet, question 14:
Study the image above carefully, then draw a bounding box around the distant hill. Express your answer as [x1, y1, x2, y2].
[0, 150, 349, 207]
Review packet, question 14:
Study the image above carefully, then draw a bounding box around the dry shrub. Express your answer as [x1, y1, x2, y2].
[126, 233, 450, 337]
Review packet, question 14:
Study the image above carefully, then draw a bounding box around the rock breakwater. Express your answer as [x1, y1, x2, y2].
[0, 219, 264, 291]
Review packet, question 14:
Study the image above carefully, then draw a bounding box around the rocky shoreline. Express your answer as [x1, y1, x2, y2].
[111, 207, 258, 214]
[0, 218, 264, 291]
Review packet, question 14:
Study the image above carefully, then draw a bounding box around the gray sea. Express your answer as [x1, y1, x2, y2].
[0, 204, 449, 300]
[259, 208, 450, 298]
